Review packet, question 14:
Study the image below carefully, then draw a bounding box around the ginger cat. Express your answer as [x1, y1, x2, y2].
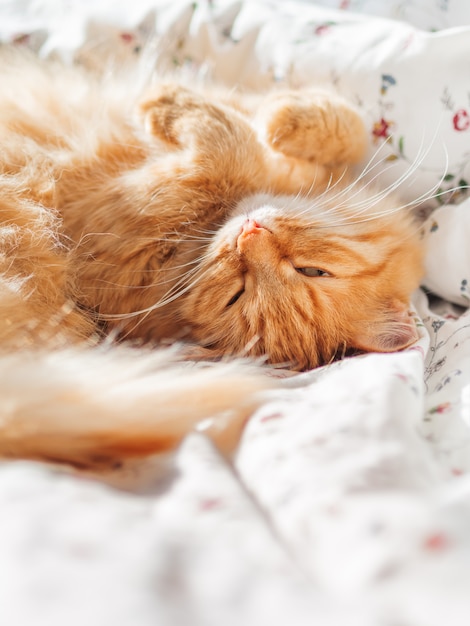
[0, 51, 423, 467]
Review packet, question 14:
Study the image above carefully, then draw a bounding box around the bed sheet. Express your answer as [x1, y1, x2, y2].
[1, 2, 470, 625]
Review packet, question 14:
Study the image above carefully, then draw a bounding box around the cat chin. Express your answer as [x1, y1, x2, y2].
[230, 193, 275, 217]
[230, 192, 312, 219]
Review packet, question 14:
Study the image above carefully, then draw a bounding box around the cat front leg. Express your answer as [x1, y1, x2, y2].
[138, 84, 203, 147]
[137, 85, 266, 182]
[138, 85, 257, 154]
[258, 90, 367, 167]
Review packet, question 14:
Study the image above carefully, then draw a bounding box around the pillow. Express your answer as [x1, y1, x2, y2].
[422, 199, 470, 306]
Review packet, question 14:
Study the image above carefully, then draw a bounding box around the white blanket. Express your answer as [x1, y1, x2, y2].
[1, 2, 470, 625]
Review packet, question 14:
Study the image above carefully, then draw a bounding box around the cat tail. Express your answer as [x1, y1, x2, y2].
[0, 347, 271, 468]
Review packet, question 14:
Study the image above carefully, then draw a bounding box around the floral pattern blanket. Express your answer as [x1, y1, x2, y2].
[1, 1, 470, 625]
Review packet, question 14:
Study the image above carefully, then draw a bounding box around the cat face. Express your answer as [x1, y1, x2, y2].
[181, 191, 424, 370]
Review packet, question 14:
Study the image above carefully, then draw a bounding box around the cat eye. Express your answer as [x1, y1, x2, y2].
[226, 289, 244, 307]
[295, 267, 331, 277]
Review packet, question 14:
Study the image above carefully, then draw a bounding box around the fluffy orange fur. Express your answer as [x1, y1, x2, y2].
[0, 51, 423, 466]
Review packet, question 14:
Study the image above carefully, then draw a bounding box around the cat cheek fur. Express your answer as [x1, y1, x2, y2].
[350, 300, 419, 353]
[182, 263, 329, 370]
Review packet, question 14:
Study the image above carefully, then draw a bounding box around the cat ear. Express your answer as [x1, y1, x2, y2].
[351, 300, 418, 353]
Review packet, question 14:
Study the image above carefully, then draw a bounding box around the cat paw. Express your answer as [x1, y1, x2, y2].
[261, 91, 367, 166]
[137, 85, 261, 175]
[138, 85, 208, 145]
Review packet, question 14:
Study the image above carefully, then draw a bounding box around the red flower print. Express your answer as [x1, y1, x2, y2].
[120, 32, 134, 44]
[372, 118, 393, 139]
[260, 412, 283, 423]
[200, 498, 223, 511]
[429, 402, 451, 415]
[314, 23, 335, 35]
[453, 109, 470, 131]
[12, 33, 30, 45]
[423, 532, 449, 551]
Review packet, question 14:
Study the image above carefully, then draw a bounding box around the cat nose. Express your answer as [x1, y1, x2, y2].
[241, 218, 263, 235]
[237, 218, 269, 253]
